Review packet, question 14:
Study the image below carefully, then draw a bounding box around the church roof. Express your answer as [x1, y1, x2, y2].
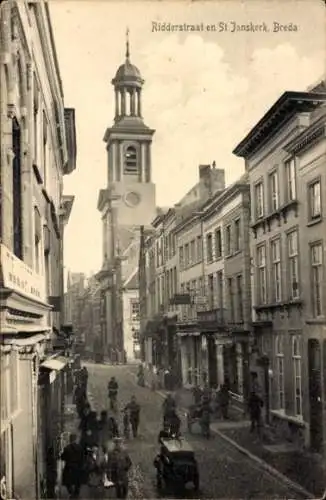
[114, 60, 142, 82]
[112, 31, 144, 87]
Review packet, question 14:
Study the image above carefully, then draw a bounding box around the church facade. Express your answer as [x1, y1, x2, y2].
[97, 35, 157, 361]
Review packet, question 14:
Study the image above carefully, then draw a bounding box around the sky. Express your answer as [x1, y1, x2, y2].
[49, 0, 326, 276]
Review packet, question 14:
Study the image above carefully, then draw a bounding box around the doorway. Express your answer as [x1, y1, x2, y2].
[308, 339, 323, 453]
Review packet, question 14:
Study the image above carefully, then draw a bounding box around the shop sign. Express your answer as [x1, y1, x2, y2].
[0, 244, 45, 303]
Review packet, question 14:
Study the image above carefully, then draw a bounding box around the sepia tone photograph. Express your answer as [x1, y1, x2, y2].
[0, 0, 326, 499]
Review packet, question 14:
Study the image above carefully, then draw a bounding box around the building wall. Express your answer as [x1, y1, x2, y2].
[243, 96, 326, 451]
[0, 3, 76, 497]
[123, 289, 140, 361]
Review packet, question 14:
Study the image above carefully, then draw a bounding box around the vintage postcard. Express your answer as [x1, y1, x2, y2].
[0, 0, 325, 499]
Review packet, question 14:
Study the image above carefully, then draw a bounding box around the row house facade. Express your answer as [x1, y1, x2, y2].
[233, 85, 326, 455]
[0, 2, 76, 499]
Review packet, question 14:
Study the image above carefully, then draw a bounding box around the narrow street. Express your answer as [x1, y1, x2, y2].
[74, 363, 304, 499]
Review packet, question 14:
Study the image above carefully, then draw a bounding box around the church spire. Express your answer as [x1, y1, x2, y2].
[126, 27, 130, 61]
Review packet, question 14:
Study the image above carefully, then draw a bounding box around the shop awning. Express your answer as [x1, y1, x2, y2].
[177, 331, 200, 337]
[40, 357, 68, 371]
[1, 323, 51, 336]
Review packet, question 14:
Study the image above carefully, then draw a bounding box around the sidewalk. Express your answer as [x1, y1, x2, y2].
[156, 386, 326, 498]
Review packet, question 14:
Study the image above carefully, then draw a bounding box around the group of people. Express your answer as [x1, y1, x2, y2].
[61, 371, 137, 499]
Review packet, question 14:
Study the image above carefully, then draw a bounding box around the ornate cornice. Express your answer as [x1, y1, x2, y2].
[284, 118, 326, 156]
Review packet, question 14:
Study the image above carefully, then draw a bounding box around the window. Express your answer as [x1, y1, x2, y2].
[255, 181, 264, 218]
[34, 206, 41, 274]
[225, 225, 231, 256]
[271, 238, 281, 302]
[179, 246, 184, 269]
[215, 228, 222, 259]
[198, 276, 203, 297]
[285, 158, 296, 201]
[311, 243, 323, 317]
[206, 233, 213, 262]
[196, 235, 202, 261]
[276, 335, 285, 410]
[257, 245, 267, 304]
[269, 170, 279, 211]
[42, 110, 47, 183]
[1, 351, 19, 425]
[308, 180, 321, 220]
[1, 355, 9, 425]
[184, 243, 190, 267]
[287, 230, 299, 299]
[12, 118, 23, 259]
[236, 275, 243, 322]
[292, 336, 302, 417]
[234, 219, 241, 252]
[217, 271, 224, 316]
[208, 274, 214, 309]
[9, 351, 18, 415]
[190, 240, 196, 264]
[124, 145, 138, 175]
[228, 278, 234, 320]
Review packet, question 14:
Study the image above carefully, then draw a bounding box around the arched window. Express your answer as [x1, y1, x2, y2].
[124, 145, 138, 175]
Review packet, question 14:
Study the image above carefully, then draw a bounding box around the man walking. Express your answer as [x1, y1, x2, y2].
[61, 434, 84, 499]
[124, 396, 140, 438]
[104, 437, 132, 499]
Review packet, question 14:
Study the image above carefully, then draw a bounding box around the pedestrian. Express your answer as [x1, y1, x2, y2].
[98, 410, 113, 448]
[61, 434, 84, 499]
[122, 409, 130, 439]
[104, 437, 132, 499]
[78, 402, 92, 433]
[169, 410, 181, 437]
[74, 385, 87, 418]
[124, 396, 140, 438]
[248, 392, 263, 437]
[80, 411, 100, 451]
[192, 385, 202, 406]
[109, 415, 120, 438]
[218, 383, 230, 420]
[108, 377, 119, 411]
[162, 393, 176, 424]
[85, 444, 103, 498]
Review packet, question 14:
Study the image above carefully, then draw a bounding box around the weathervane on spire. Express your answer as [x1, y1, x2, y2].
[126, 27, 130, 60]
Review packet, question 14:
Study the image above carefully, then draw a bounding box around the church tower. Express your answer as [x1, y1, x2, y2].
[97, 32, 156, 361]
[103, 32, 156, 238]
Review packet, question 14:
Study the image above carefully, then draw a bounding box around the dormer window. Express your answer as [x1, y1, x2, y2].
[124, 145, 138, 175]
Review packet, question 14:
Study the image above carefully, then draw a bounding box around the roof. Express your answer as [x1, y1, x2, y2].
[114, 60, 142, 81]
[233, 90, 326, 158]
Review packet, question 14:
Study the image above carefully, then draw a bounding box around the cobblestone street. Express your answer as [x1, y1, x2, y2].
[67, 363, 308, 499]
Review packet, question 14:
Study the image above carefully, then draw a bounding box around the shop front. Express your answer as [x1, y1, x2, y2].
[177, 321, 201, 388]
[0, 244, 53, 499]
[197, 308, 232, 389]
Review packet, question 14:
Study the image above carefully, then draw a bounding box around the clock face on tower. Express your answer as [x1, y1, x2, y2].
[124, 191, 141, 207]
